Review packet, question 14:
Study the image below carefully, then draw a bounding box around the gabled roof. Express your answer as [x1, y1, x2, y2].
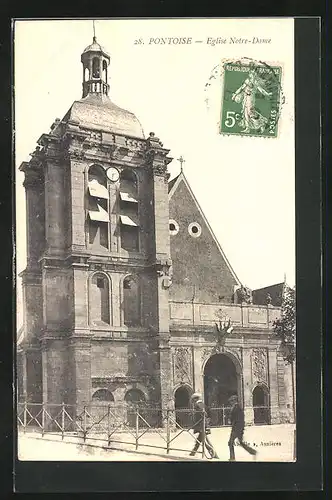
[168, 174, 180, 193]
[168, 171, 241, 286]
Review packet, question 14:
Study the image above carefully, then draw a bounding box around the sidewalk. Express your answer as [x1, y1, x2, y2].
[18, 424, 296, 462]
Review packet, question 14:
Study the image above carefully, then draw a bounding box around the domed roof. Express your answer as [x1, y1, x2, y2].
[65, 94, 145, 139]
[82, 37, 110, 59]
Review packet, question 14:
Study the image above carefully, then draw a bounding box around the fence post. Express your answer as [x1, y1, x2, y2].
[135, 407, 139, 450]
[41, 403, 45, 437]
[107, 405, 111, 447]
[23, 401, 27, 433]
[166, 409, 171, 454]
[201, 411, 206, 459]
[61, 402, 65, 440]
[83, 406, 87, 443]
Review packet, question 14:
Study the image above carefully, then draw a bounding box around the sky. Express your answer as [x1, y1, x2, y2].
[15, 18, 295, 326]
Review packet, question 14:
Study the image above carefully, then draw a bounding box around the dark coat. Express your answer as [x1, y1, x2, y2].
[192, 400, 210, 434]
[230, 403, 245, 433]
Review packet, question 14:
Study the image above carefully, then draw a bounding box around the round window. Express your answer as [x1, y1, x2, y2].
[169, 219, 179, 235]
[188, 222, 202, 238]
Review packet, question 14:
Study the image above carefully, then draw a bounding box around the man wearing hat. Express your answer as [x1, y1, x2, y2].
[189, 393, 218, 459]
[228, 394, 257, 461]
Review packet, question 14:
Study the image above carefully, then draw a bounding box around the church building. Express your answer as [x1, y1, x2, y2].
[17, 36, 295, 426]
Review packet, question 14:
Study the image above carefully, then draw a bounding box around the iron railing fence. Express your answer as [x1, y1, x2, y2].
[17, 402, 279, 459]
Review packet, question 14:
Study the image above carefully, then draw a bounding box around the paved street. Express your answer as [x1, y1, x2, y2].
[18, 424, 296, 462]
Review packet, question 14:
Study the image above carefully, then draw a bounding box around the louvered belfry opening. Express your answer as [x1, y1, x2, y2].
[87, 164, 109, 250]
[119, 168, 139, 252]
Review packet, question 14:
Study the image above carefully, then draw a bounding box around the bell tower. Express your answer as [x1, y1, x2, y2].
[19, 33, 174, 416]
[81, 35, 110, 98]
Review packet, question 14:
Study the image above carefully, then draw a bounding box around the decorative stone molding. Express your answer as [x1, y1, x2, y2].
[251, 348, 268, 384]
[89, 131, 102, 141]
[173, 347, 192, 385]
[145, 132, 172, 180]
[126, 138, 146, 151]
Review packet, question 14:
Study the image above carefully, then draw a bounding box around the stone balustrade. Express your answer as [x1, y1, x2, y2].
[169, 301, 281, 330]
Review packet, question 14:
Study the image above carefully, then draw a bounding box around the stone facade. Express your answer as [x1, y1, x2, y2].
[17, 36, 295, 426]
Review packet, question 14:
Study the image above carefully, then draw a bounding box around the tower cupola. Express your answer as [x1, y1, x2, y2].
[81, 36, 110, 98]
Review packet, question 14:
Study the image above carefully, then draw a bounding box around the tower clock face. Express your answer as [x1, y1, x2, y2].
[106, 167, 120, 182]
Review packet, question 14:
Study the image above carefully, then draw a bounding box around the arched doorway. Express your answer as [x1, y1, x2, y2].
[204, 353, 240, 426]
[124, 388, 146, 427]
[174, 386, 192, 429]
[253, 385, 270, 424]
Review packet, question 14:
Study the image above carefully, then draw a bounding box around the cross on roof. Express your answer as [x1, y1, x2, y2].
[177, 155, 185, 172]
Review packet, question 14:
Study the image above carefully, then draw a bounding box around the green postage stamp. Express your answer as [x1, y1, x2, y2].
[220, 60, 283, 138]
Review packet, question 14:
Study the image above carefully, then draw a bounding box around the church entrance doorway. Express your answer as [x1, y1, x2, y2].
[174, 385, 192, 429]
[253, 385, 270, 425]
[204, 353, 240, 426]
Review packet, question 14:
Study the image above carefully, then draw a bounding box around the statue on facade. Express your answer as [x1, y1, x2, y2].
[215, 309, 234, 346]
[236, 285, 253, 304]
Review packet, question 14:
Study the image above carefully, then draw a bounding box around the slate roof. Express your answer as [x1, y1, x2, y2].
[252, 282, 285, 307]
[64, 94, 145, 138]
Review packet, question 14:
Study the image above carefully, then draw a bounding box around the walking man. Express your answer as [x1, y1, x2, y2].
[228, 394, 257, 461]
[189, 393, 218, 459]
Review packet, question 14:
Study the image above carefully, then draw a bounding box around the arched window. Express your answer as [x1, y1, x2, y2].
[174, 386, 192, 429]
[102, 60, 108, 82]
[88, 164, 107, 185]
[92, 57, 100, 78]
[84, 67, 89, 82]
[125, 388, 145, 405]
[120, 168, 138, 196]
[123, 275, 141, 327]
[90, 274, 110, 325]
[87, 165, 109, 250]
[253, 385, 270, 425]
[92, 389, 114, 402]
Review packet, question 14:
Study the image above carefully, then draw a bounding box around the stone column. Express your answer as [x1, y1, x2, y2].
[268, 349, 280, 424]
[242, 348, 254, 425]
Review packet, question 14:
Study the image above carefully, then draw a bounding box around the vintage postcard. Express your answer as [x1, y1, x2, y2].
[15, 18, 296, 464]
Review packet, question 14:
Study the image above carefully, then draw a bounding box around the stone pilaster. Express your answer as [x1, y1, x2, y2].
[41, 338, 69, 404]
[268, 348, 280, 424]
[72, 264, 89, 329]
[25, 345, 42, 403]
[242, 348, 254, 425]
[68, 336, 92, 411]
[21, 270, 43, 344]
[193, 347, 204, 395]
[24, 168, 45, 267]
[44, 162, 66, 255]
[145, 132, 174, 411]
[69, 160, 86, 251]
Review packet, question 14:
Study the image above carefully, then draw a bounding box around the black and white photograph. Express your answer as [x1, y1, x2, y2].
[15, 18, 297, 463]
